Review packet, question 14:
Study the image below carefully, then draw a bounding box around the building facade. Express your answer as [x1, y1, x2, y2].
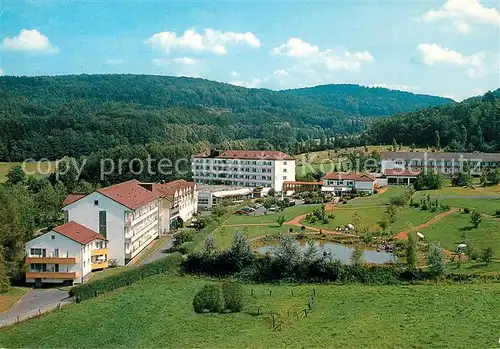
[192, 150, 295, 192]
[25, 221, 107, 286]
[62, 180, 160, 265]
[321, 172, 378, 196]
[141, 180, 198, 234]
[381, 151, 500, 176]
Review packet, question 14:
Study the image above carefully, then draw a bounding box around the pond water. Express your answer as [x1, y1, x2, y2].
[256, 239, 395, 265]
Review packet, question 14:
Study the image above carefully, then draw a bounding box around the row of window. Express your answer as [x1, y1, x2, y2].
[193, 166, 273, 173]
[393, 160, 499, 167]
[194, 159, 277, 166]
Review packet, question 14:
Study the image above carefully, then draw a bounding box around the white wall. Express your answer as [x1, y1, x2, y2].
[25, 231, 84, 283]
[64, 192, 127, 265]
[355, 181, 375, 191]
[273, 160, 295, 191]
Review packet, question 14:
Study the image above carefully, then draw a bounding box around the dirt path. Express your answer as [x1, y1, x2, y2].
[482, 213, 500, 222]
[394, 207, 459, 240]
[376, 186, 389, 195]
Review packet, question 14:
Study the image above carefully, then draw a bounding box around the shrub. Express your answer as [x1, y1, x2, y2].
[463, 207, 470, 214]
[193, 284, 225, 313]
[389, 195, 406, 207]
[173, 230, 195, 249]
[222, 281, 244, 312]
[495, 209, 500, 217]
[69, 253, 183, 302]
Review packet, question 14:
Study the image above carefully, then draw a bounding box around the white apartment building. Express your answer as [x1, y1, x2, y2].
[321, 172, 378, 196]
[25, 221, 108, 286]
[140, 180, 198, 234]
[192, 150, 296, 192]
[381, 151, 500, 176]
[62, 180, 160, 265]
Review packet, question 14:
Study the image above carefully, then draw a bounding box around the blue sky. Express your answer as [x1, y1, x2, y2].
[1, 0, 499, 100]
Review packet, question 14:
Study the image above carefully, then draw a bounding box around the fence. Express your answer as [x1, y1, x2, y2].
[0, 299, 73, 328]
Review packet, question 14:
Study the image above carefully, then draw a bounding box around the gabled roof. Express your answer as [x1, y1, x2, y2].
[152, 179, 195, 197]
[322, 172, 376, 182]
[62, 194, 85, 207]
[52, 221, 106, 245]
[195, 149, 295, 161]
[380, 151, 500, 162]
[97, 179, 159, 210]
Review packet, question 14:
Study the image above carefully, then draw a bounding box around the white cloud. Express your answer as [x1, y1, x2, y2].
[230, 71, 239, 77]
[2, 29, 59, 53]
[105, 58, 124, 65]
[417, 43, 486, 77]
[271, 38, 319, 57]
[421, 0, 500, 33]
[230, 78, 262, 88]
[0, 68, 4, 76]
[145, 28, 260, 55]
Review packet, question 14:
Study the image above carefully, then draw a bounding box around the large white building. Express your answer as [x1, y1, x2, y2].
[62, 180, 160, 266]
[381, 151, 500, 177]
[25, 221, 108, 286]
[192, 150, 295, 192]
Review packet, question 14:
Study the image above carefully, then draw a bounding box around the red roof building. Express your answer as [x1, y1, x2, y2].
[52, 221, 107, 245]
[322, 172, 376, 182]
[96, 179, 159, 210]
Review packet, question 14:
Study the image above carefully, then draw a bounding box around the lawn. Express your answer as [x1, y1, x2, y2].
[0, 287, 30, 312]
[0, 161, 55, 183]
[1, 275, 499, 348]
[413, 196, 500, 215]
[225, 204, 321, 225]
[303, 205, 440, 234]
[420, 213, 500, 257]
[216, 224, 303, 249]
[417, 185, 500, 197]
[89, 267, 129, 282]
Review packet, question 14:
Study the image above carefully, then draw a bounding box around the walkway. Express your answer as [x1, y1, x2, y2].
[393, 207, 459, 240]
[1, 289, 72, 327]
[141, 235, 175, 265]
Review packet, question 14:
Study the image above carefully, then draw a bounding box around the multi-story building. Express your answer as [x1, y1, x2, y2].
[321, 172, 378, 196]
[25, 221, 108, 286]
[62, 180, 160, 265]
[192, 149, 295, 192]
[140, 179, 198, 234]
[381, 151, 500, 176]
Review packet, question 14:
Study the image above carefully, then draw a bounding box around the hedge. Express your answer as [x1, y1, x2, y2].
[70, 252, 183, 302]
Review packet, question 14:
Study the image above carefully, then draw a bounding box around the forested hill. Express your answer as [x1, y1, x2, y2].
[282, 84, 454, 117]
[368, 89, 500, 152]
[0, 74, 452, 161]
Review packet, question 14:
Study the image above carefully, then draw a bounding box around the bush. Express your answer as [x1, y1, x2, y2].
[495, 209, 500, 217]
[222, 281, 244, 312]
[193, 284, 225, 313]
[463, 207, 470, 214]
[173, 230, 196, 249]
[389, 195, 406, 207]
[69, 253, 183, 302]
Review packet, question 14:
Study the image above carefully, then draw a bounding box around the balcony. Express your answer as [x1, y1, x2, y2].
[26, 256, 77, 264]
[26, 271, 77, 279]
[170, 205, 179, 217]
[91, 261, 108, 270]
[91, 248, 108, 256]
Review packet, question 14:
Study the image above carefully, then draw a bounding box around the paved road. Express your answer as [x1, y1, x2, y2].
[142, 235, 175, 264]
[2, 289, 71, 320]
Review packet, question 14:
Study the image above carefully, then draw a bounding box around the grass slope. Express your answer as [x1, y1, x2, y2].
[225, 204, 321, 225]
[1, 275, 499, 348]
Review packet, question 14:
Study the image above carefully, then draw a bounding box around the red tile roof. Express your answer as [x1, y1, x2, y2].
[62, 194, 85, 207]
[195, 149, 295, 160]
[384, 169, 421, 177]
[52, 221, 106, 245]
[97, 179, 159, 210]
[283, 181, 322, 185]
[322, 172, 376, 182]
[152, 179, 195, 196]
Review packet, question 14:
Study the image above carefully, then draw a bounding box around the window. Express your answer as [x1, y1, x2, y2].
[51, 234, 55, 240]
[94, 200, 99, 206]
[283, 169, 287, 173]
[283, 162, 287, 165]
[99, 211, 107, 237]
[283, 176, 287, 180]
[30, 248, 45, 257]
[64, 210, 69, 223]
[53, 249, 59, 257]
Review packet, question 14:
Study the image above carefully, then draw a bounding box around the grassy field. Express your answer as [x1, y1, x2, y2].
[1, 275, 499, 348]
[0, 287, 30, 312]
[225, 204, 321, 225]
[420, 213, 500, 257]
[417, 185, 500, 196]
[216, 224, 304, 249]
[304, 205, 440, 234]
[0, 161, 55, 183]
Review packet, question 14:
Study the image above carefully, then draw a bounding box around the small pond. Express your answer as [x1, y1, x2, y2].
[257, 239, 395, 265]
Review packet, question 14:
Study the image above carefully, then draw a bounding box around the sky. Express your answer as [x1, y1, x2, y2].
[1, 0, 499, 101]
